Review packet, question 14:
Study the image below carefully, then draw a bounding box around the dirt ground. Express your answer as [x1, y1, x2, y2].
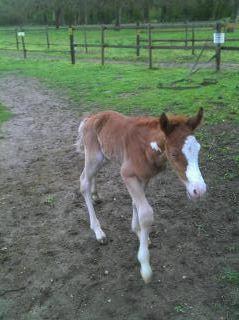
[0, 75, 238, 320]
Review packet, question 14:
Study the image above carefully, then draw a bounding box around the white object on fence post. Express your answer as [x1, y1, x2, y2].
[213, 32, 225, 44]
[17, 32, 25, 37]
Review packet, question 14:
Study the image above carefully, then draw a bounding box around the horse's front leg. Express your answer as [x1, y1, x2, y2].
[91, 177, 101, 204]
[131, 180, 151, 245]
[122, 175, 154, 283]
[137, 199, 154, 283]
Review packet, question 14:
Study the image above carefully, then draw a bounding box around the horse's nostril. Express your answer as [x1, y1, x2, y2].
[193, 189, 197, 195]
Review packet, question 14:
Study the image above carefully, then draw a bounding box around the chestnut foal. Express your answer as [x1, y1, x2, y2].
[77, 108, 206, 283]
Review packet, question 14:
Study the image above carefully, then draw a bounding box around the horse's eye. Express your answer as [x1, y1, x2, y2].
[171, 152, 178, 158]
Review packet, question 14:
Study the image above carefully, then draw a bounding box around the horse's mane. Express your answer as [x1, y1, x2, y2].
[133, 116, 159, 129]
[133, 114, 188, 129]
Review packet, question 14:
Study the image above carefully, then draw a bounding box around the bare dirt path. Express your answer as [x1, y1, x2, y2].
[0, 75, 86, 319]
[0, 75, 238, 320]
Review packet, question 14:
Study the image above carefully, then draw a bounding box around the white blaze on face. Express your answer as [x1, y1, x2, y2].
[182, 135, 206, 198]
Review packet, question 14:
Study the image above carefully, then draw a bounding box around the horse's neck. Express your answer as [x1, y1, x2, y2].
[122, 123, 167, 177]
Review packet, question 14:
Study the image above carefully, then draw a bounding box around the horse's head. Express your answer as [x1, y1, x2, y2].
[160, 108, 206, 200]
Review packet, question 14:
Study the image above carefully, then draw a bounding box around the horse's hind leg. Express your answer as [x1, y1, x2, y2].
[80, 147, 106, 244]
[132, 202, 140, 239]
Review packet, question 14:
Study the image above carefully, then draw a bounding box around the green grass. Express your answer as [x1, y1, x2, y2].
[226, 244, 239, 253]
[44, 195, 56, 207]
[0, 55, 238, 124]
[234, 155, 239, 166]
[220, 270, 239, 286]
[0, 102, 11, 126]
[174, 304, 188, 313]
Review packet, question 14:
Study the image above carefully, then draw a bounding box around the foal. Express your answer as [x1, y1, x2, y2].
[77, 108, 206, 283]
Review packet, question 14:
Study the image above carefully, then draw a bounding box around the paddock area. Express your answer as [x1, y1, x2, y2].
[0, 75, 238, 319]
[0, 22, 239, 69]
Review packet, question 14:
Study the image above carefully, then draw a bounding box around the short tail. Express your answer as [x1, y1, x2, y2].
[75, 118, 87, 153]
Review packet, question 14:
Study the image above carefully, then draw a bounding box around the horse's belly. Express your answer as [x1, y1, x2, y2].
[98, 138, 124, 163]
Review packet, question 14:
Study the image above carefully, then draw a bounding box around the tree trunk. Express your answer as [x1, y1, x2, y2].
[161, 5, 167, 22]
[84, 1, 88, 25]
[233, 0, 239, 22]
[43, 12, 48, 25]
[143, 0, 150, 22]
[115, 1, 122, 27]
[74, 13, 79, 25]
[55, 8, 62, 29]
[212, 0, 220, 20]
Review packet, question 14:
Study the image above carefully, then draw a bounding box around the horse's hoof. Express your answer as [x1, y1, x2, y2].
[98, 236, 108, 245]
[141, 265, 153, 284]
[92, 194, 102, 205]
[96, 230, 107, 245]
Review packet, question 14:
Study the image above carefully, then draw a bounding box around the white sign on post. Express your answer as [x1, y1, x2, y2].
[17, 32, 25, 37]
[213, 32, 225, 44]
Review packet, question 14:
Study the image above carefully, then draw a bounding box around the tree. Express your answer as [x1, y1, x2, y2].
[0, 0, 237, 26]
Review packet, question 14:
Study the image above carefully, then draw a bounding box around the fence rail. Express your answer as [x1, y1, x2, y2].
[0, 22, 238, 70]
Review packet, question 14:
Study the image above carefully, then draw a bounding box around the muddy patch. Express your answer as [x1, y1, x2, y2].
[0, 75, 238, 320]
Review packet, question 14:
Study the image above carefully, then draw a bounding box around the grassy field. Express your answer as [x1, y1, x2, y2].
[0, 24, 236, 129]
[0, 102, 11, 126]
[0, 25, 239, 64]
[0, 55, 238, 126]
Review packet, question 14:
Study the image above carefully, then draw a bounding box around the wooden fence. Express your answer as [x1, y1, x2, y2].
[0, 22, 238, 71]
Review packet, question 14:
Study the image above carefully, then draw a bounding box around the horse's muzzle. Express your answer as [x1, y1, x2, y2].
[186, 182, 207, 200]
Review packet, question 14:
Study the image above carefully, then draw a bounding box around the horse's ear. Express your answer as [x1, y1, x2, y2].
[187, 107, 203, 131]
[160, 112, 174, 136]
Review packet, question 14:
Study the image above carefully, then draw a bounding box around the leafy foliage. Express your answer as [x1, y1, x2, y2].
[0, 0, 238, 26]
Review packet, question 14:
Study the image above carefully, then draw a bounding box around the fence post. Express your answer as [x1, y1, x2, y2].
[101, 25, 105, 66]
[215, 22, 222, 71]
[192, 26, 195, 55]
[15, 28, 19, 51]
[46, 26, 50, 49]
[136, 22, 140, 57]
[185, 21, 188, 48]
[83, 26, 88, 53]
[148, 23, 152, 69]
[21, 34, 27, 59]
[69, 27, 76, 64]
